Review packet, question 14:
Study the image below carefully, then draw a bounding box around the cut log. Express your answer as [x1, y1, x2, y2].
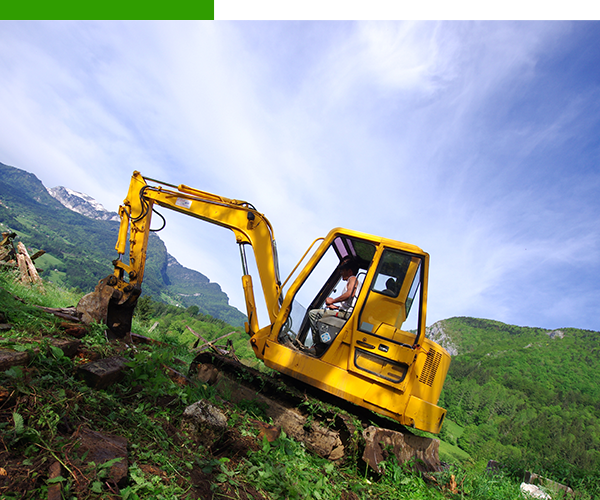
[362, 426, 443, 473]
[17, 242, 41, 284]
[77, 356, 128, 389]
[189, 352, 443, 469]
[30, 249, 46, 261]
[195, 367, 346, 460]
[16, 254, 29, 283]
[74, 426, 128, 487]
[0, 338, 81, 370]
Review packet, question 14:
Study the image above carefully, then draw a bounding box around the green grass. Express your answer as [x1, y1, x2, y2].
[439, 440, 472, 463]
[443, 419, 465, 439]
[35, 253, 69, 288]
[0, 268, 82, 309]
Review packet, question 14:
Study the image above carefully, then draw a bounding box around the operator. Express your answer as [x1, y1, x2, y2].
[308, 258, 359, 345]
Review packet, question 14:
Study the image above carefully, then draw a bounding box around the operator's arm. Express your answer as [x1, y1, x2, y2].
[326, 276, 357, 309]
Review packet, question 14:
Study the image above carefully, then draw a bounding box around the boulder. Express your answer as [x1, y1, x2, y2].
[181, 400, 228, 448]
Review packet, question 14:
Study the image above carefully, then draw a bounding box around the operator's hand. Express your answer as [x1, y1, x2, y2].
[325, 297, 338, 309]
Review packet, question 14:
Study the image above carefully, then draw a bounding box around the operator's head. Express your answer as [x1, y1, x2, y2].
[340, 258, 359, 277]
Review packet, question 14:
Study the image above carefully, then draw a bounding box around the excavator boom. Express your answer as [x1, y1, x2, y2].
[78, 171, 281, 337]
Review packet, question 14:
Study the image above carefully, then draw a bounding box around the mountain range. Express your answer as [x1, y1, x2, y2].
[0, 161, 246, 327]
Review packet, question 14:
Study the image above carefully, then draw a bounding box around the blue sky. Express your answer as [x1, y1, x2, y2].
[0, 21, 599, 331]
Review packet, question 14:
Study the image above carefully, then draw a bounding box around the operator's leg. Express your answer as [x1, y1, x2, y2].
[308, 308, 324, 344]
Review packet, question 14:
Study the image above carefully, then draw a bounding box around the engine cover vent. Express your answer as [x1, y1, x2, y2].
[421, 349, 442, 387]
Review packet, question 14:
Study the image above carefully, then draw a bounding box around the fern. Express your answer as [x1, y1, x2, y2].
[13, 411, 24, 435]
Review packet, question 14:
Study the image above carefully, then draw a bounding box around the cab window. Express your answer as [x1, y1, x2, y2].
[359, 249, 423, 334]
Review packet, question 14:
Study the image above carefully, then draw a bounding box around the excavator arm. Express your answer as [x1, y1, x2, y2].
[77, 171, 282, 338]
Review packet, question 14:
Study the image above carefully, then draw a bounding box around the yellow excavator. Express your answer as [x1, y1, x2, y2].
[77, 171, 450, 434]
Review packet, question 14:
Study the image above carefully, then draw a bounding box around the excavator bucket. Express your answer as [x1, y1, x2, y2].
[76, 275, 141, 339]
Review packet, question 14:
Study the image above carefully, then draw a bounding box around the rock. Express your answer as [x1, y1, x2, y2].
[47, 461, 63, 500]
[524, 471, 574, 498]
[77, 356, 128, 390]
[74, 426, 128, 488]
[546, 330, 565, 339]
[252, 420, 281, 443]
[486, 459, 502, 475]
[0, 348, 29, 371]
[426, 322, 458, 356]
[521, 482, 552, 499]
[47, 186, 120, 221]
[181, 400, 229, 448]
[76, 283, 116, 326]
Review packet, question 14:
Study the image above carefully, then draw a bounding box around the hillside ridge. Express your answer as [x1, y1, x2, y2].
[0, 161, 246, 327]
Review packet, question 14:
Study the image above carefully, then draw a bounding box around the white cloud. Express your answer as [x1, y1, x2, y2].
[1, 21, 598, 331]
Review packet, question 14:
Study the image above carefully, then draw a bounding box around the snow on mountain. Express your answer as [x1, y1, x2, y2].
[47, 186, 119, 222]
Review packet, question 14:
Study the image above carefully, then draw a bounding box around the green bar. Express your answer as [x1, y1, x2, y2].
[2, 0, 214, 20]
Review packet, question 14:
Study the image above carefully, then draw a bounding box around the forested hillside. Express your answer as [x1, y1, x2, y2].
[432, 317, 600, 487]
[0, 162, 246, 326]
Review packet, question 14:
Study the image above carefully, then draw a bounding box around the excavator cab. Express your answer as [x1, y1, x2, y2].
[251, 229, 450, 433]
[278, 234, 427, 359]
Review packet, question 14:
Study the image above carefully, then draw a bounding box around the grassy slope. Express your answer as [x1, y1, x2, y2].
[1, 271, 567, 500]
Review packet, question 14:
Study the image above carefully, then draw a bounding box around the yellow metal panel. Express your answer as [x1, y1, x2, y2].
[410, 340, 451, 405]
[242, 274, 259, 335]
[362, 382, 404, 413]
[264, 342, 419, 425]
[404, 395, 446, 434]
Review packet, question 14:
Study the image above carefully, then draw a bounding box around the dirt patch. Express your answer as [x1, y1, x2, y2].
[211, 428, 260, 459]
[0, 452, 47, 498]
[189, 466, 269, 500]
[189, 468, 216, 499]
